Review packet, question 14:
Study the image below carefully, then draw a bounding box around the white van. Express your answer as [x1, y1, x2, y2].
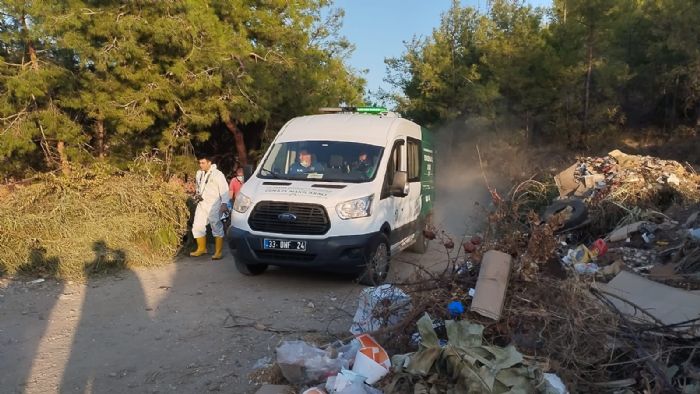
[227, 107, 436, 285]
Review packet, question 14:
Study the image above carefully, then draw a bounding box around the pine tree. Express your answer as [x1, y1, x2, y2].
[386, 0, 497, 126]
[0, 1, 83, 176]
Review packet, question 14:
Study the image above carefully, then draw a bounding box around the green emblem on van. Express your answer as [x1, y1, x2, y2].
[420, 126, 436, 218]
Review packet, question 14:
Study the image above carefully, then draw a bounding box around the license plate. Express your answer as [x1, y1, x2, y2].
[263, 238, 307, 251]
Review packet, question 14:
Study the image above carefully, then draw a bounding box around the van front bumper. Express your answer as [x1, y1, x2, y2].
[227, 227, 377, 273]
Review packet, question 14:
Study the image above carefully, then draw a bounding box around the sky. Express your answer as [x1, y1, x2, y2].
[332, 0, 552, 101]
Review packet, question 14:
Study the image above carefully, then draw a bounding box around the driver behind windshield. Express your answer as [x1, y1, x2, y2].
[352, 152, 370, 172]
[288, 149, 325, 174]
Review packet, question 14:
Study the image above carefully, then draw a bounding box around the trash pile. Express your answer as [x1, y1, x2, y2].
[254, 150, 700, 394]
[550, 150, 700, 283]
[554, 149, 700, 205]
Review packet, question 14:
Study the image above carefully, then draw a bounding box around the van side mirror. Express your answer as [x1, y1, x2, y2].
[243, 164, 254, 181]
[390, 171, 409, 197]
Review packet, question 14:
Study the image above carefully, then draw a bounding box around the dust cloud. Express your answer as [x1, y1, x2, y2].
[432, 118, 504, 239]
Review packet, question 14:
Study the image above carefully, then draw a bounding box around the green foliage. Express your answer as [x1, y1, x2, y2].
[387, 0, 700, 144]
[386, 2, 497, 124]
[0, 0, 364, 177]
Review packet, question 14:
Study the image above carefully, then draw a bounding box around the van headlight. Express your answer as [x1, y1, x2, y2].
[336, 195, 373, 220]
[233, 192, 253, 213]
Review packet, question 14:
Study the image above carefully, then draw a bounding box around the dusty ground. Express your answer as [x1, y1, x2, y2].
[0, 242, 459, 394]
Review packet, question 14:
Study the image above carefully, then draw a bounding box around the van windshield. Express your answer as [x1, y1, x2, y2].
[258, 141, 384, 183]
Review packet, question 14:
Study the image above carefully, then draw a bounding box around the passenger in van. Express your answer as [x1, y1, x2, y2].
[288, 149, 325, 174]
[351, 152, 372, 175]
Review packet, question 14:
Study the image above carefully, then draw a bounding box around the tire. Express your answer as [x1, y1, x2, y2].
[235, 257, 268, 276]
[543, 198, 588, 233]
[358, 234, 391, 286]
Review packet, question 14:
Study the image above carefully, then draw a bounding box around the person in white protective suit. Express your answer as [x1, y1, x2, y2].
[190, 155, 231, 260]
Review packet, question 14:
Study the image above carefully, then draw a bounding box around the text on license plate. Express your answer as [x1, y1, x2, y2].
[263, 239, 306, 251]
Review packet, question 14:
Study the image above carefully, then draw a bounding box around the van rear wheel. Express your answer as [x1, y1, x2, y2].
[358, 234, 390, 286]
[235, 258, 268, 276]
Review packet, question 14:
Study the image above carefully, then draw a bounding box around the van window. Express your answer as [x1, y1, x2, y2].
[257, 140, 384, 183]
[381, 139, 405, 199]
[407, 137, 421, 182]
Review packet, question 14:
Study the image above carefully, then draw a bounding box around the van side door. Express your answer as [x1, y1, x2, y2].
[406, 136, 423, 229]
[381, 137, 413, 252]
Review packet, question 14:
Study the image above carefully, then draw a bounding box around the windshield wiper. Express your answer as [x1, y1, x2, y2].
[259, 168, 282, 179]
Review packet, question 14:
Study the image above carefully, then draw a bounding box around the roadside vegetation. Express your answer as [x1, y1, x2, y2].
[0, 163, 189, 279]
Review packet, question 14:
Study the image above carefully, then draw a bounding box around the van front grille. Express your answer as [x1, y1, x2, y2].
[248, 201, 330, 235]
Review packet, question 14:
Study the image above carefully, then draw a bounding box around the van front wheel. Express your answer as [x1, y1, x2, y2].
[358, 234, 390, 286]
[235, 258, 268, 276]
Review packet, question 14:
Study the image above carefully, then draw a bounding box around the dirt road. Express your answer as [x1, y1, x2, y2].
[0, 244, 451, 394]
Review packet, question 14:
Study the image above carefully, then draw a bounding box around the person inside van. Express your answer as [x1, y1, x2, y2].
[289, 149, 325, 174]
[351, 151, 374, 177]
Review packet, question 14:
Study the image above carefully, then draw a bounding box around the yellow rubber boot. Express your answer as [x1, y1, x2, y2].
[189, 237, 207, 257]
[212, 237, 224, 260]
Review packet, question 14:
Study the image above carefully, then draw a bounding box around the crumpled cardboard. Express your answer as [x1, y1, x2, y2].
[470, 250, 512, 320]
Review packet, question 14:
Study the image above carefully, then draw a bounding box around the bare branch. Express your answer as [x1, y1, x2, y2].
[0, 109, 29, 136]
[81, 8, 101, 15]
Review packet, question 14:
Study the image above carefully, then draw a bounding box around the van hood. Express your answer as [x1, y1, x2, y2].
[242, 180, 372, 205]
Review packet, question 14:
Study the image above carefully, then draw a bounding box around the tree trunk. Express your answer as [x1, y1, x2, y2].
[20, 12, 38, 70]
[670, 75, 679, 130]
[566, 89, 575, 148]
[27, 41, 38, 70]
[96, 119, 106, 159]
[562, 0, 567, 24]
[223, 117, 248, 166]
[57, 140, 70, 175]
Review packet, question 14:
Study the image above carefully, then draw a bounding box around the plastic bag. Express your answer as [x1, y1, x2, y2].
[350, 284, 411, 335]
[276, 341, 345, 385]
[335, 339, 361, 368]
[326, 369, 383, 394]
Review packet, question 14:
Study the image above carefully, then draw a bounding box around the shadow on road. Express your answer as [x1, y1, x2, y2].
[0, 242, 65, 393]
[59, 240, 149, 393]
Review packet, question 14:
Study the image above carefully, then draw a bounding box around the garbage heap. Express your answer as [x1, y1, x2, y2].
[254, 150, 700, 394]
